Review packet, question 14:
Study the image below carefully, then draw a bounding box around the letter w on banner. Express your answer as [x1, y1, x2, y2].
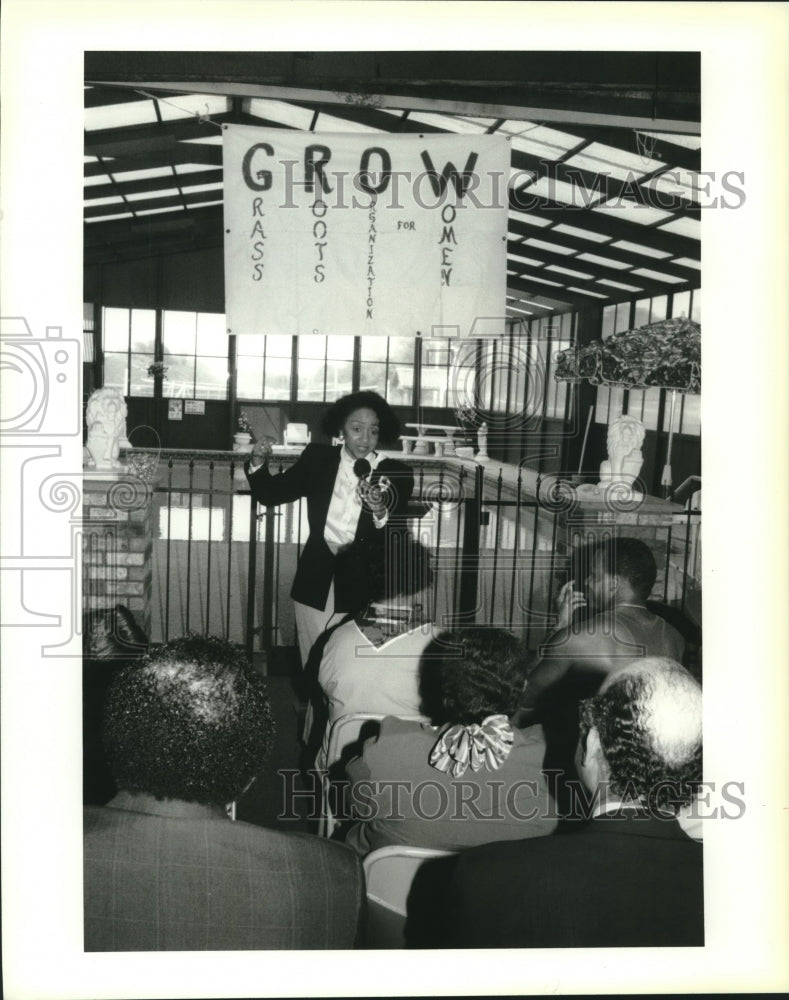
[223, 126, 510, 338]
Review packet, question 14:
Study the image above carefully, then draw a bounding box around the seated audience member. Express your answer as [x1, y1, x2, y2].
[341, 628, 558, 855]
[82, 604, 148, 805]
[438, 657, 704, 948]
[524, 536, 685, 708]
[311, 536, 435, 768]
[520, 536, 686, 818]
[84, 633, 364, 951]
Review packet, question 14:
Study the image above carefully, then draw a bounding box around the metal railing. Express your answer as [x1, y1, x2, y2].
[147, 451, 701, 660]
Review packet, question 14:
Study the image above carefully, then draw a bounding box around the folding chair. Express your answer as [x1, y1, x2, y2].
[317, 712, 423, 838]
[317, 713, 386, 838]
[362, 845, 457, 948]
[283, 422, 311, 446]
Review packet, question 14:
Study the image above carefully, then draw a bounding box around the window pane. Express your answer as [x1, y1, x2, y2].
[650, 296, 667, 322]
[267, 335, 294, 358]
[633, 298, 650, 328]
[162, 355, 195, 397]
[360, 361, 386, 392]
[195, 357, 228, 399]
[237, 359, 263, 400]
[325, 360, 353, 399]
[388, 338, 416, 364]
[608, 386, 625, 420]
[595, 385, 610, 423]
[615, 302, 631, 332]
[130, 309, 156, 352]
[196, 312, 228, 356]
[263, 357, 291, 400]
[163, 310, 196, 354]
[601, 305, 616, 340]
[298, 336, 327, 361]
[662, 390, 683, 433]
[326, 336, 354, 361]
[237, 334, 264, 358]
[104, 353, 128, 393]
[681, 392, 701, 434]
[690, 289, 701, 322]
[421, 366, 448, 407]
[103, 308, 129, 351]
[360, 337, 387, 362]
[129, 354, 154, 397]
[640, 387, 661, 430]
[672, 290, 691, 319]
[387, 367, 412, 405]
[422, 339, 452, 368]
[296, 358, 325, 400]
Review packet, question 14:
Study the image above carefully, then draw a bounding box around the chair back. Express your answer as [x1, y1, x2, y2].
[283, 422, 311, 446]
[363, 845, 457, 948]
[319, 713, 424, 838]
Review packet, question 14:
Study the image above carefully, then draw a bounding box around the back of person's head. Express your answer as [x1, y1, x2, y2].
[103, 633, 273, 805]
[579, 656, 702, 810]
[419, 627, 526, 726]
[369, 534, 434, 603]
[595, 536, 658, 602]
[84, 604, 148, 663]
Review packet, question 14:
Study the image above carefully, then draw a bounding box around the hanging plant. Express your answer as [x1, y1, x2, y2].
[146, 361, 168, 380]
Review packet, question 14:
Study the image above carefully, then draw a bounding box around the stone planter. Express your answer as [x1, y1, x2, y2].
[233, 432, 253, 453]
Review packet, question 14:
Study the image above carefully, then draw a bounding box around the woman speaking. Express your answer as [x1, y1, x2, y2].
[245, 391, 414, 669]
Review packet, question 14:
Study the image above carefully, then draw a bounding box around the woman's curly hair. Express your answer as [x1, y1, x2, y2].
[419, 628, 526, 726]
[103, 634, 274, 805]
[580, 660, 702, 812]
[320, 391, 401, 444]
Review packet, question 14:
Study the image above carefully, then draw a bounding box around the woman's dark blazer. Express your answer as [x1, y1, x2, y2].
[246, 443, 415, 613]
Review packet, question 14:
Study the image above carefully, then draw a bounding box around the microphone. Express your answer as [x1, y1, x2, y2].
[353, 458, 371, 479]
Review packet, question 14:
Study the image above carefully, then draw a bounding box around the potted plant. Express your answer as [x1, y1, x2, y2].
[234, 411, 255, 453]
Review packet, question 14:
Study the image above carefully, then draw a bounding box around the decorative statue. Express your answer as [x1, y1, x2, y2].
[476, 422, 489, 461]
[599, 414, 645, 489]
[85, 387, 128, 470]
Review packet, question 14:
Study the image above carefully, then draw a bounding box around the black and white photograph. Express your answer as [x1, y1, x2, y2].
[1, 3, 787, 997]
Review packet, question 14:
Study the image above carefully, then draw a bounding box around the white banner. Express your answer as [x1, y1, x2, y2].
[223, 126, 510, 337]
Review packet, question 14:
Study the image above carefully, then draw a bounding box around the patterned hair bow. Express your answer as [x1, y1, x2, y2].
[428, 714, 514, 778]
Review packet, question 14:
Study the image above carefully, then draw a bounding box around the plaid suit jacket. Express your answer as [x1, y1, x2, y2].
[84, 792, 364, 951]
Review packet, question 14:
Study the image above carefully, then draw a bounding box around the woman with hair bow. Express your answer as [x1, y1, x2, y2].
[341, 628, 558, 855]
[246, 391, 414, 673]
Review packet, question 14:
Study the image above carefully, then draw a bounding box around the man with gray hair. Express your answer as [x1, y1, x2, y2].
[436, 657, 704, 947]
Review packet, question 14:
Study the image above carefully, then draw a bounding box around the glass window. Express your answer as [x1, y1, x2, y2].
[420, 339, 447, 408]
[690, 288, 701, 322]
[102, 306, 155, 397]
[237, 334, 293, 401]
[296, 336, 353, 402]
[672, 290, 691, 320]
[633, 298, 650, 328]
[162, 310, 228, 399]
[359, 337, 415, 406]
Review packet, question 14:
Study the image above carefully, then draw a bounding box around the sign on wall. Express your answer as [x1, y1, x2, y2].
[223, 126, 510, 338]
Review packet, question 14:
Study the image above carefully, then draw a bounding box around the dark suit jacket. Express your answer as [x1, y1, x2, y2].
[436, 811, 704, 948]
[84, 792, 365, 951]
[246, 443, 414, 612]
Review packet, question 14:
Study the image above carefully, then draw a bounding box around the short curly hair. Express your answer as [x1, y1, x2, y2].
[580, 657, 702, 811]
[103, 634, 274, 805]
[419, 628, 526, 726]
[594, 536, 658, 602]
[320, 391, 401, 444]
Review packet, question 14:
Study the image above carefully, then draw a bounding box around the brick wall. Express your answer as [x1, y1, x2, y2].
[82, 473, 153, 638]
